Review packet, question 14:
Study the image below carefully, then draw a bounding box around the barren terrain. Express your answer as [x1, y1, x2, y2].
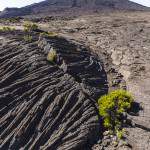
[0, 11, 150, 150]
[37, 11, 150, 149]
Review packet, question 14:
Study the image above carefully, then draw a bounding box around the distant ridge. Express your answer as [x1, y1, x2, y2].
[0, 0, 150, 18]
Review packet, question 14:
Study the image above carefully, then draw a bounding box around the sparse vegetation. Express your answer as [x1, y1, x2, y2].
[0, 26, 15, 32]
[98, 90, 133, 139]
[0, 17, 21, 24]
[23, 22, 38, 32]
[40, 31, 58, 37]
[22, 22, 38, 42]
[23, 35, 33, 42]
[47, 48, 57, 63]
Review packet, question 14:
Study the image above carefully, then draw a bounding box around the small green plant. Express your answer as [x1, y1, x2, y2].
[0, 17, 21, 23]
[98, 90, 133, 139]
[40, 31, 58, 37]
[0, 26, 15, 32]
[23, 35, 33, 42]
[23, 22, 38, 32]
[23, 22, 38, 42]
[116, 128, 125, 139]
[47, 48, 57, 63]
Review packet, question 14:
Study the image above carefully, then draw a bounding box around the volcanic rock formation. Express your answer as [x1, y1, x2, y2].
[0, 30, 108, 149]
[0, 0, 150, 18]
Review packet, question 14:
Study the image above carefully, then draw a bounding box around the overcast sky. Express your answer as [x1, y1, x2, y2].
[0, 0, 44, 11]
[130, 0, 150, 7]
[0, 0, 150, 11]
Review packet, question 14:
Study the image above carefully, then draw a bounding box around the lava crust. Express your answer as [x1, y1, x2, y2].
[0, 31, 108, 150]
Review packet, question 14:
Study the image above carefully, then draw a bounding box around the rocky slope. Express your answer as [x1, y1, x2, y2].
[0, 30, 111, 149]
[0, 0, 150, 18]
[0, 10, 150, 150]
[44, 12, 150, 149]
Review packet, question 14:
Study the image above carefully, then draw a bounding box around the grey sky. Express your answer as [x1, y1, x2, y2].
[0, 0, 43, 11]
[130, 0, 150, 7]
[0, 0, 150, 11]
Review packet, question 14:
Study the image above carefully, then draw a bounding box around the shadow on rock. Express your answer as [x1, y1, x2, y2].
[128, 102, 143, 116]
[0, 31, 108, 150]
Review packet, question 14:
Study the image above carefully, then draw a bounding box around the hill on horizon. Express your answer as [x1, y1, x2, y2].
[0, 0, 150, 18]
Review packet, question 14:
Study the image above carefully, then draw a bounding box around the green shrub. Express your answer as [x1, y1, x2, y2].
[98, 90, 133, 139]
[7, 17, 20, 23]
[23, 35, 33, 42]
[0, 26, 15, 32]
[116, 129, 125, 139]
[40, 31, 58, 37]
[23, 22, 38, 32]
[47, 48, 57, 63]
[0, 17, 21, 23]
[23, 22, 38, 43]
